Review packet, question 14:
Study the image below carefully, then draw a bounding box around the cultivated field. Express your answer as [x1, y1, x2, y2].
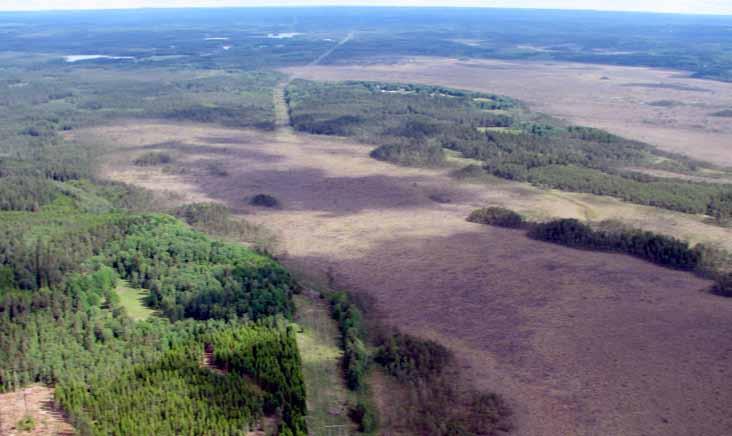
[283, 57, 732, 167]
[90, 119, 732, 436]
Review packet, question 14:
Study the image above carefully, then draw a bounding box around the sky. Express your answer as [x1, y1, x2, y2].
[1, 0, 731, 15]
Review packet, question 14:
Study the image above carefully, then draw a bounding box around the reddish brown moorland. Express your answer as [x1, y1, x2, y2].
[91, 120, 732, 436]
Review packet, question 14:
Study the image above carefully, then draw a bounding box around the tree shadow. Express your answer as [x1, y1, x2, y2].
[197, 165, 480, 217]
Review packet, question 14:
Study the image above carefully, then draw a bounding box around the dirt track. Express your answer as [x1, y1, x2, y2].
[92, 117, 732, 436]
[283, 57, 732, 167]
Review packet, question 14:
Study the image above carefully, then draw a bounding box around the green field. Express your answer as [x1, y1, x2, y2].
[476, 126, 522, 134]
[114, 281, 155, 321]
[294, 294, 355, 435]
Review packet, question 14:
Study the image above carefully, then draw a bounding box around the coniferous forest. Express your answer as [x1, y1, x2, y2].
[0, 193, 308, 434]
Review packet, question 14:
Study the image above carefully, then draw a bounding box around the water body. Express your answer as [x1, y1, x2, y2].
[267, 32, 302, 39]
[64, 55, 135, 63]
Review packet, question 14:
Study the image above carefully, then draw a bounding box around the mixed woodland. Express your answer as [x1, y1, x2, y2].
[287, 80, 732, 224]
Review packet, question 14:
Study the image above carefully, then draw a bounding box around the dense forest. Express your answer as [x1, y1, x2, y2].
[0, 51, 311, 434]
[287, 80, 732, 223]
[0, 184, 308, 434]
[104, 215, 296, 322]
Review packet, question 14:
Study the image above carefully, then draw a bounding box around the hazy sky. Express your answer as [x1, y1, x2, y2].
[1, 1, 731, 15]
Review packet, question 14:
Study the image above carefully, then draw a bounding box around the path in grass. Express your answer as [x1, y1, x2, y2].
[294, 293, 354, 436]
[114, 280, 155, 321]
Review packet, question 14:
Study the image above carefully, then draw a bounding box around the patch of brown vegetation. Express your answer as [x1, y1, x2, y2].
[368, 368, 412, 435]
[246, 417, 277, 436]
[200, 344, 227, 375]
[283, 57, 732, 167]
[89, 121, 732, 436]
[0, 385, 74, 436]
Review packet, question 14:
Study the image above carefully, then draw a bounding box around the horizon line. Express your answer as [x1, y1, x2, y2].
[0, 5, 730, 17]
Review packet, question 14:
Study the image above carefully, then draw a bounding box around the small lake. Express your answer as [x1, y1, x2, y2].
[64, 55, 135, 63]
[267, 32, 302, 39]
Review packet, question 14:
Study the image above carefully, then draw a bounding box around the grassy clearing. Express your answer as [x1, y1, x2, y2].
[294, 294, 355, 435]
[443, 149, 484, 167]
[476, 126, 521, 134]
[114, 280, 155, 321]
[545, 189, 600, 221]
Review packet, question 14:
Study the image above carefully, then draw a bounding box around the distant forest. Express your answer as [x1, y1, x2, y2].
[2, 8, 732, 81]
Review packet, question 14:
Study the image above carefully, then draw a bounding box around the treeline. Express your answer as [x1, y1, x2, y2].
[327, 292, 376, 432]
[484, 163, 731, 218]
[329, 292, 369, 391]
[172, 202, 278, 253]
[0, 178, 162, 293]
[374, 332, 513, 436]
[327, 290, 514, 435]
[164, 104, 277, 130]
[529, 218, 701, 271]
[0, 211, 136, 291]
[375, 333, 451, 382]
[287, 80, 732, 222]
[370, 142, 445, 167]
[712, 273, 732, 297]
[0, 68, 278, 188]
[0, 176, 61, 211]
[468, 207, 732, 294]
[132, 151, 173, 166]
[467, 207, 525, 229]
